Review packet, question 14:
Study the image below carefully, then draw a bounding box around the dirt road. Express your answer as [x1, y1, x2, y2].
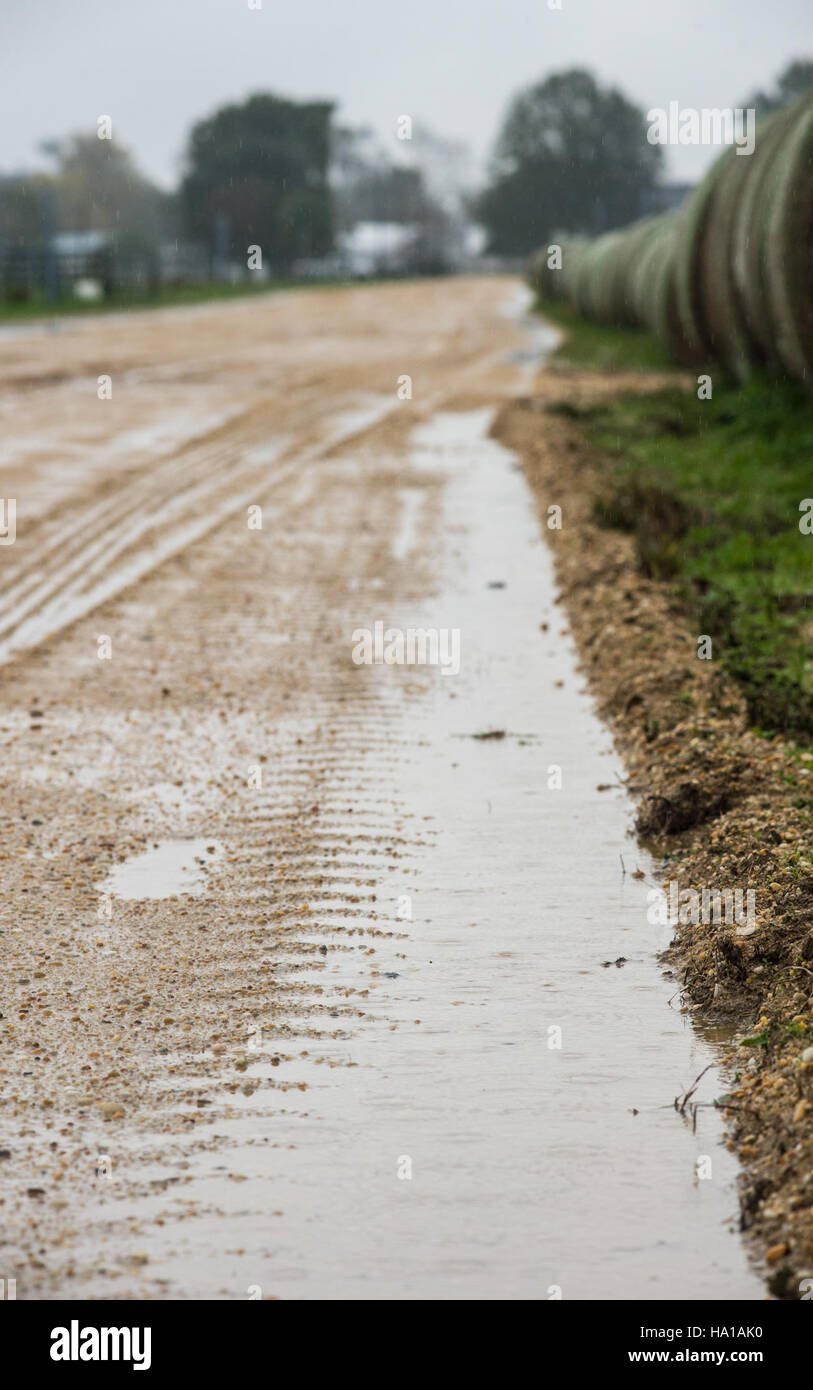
[0, 279, 760, 1299]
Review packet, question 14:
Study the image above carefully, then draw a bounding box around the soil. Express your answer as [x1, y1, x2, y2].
[0, 277, 525, 1297]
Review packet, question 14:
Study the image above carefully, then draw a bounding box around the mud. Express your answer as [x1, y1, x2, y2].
[0, 279, 764, 1299]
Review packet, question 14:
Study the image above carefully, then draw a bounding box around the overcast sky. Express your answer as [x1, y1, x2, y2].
[2, 0, 810, 188]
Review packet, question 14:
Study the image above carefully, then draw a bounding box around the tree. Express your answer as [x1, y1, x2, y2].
[330, 126, 436, 225]
[0, 135, 171, 298]
[477, 69, 662, 255]
[745, 60, 813, 118]
[42, 134, 171, 241]
[0, 173, 55, 247]
[0, 173, 59, 302]
[330, 125, 384, 232]
[180, 93, 334, 269]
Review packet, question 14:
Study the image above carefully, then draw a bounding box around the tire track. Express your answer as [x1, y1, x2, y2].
[0, 393, 401, 665]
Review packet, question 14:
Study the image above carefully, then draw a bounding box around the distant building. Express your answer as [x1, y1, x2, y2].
[51, 230, 113, 278]
[50, 230, 157, 295]
[336, 221, 420, 277]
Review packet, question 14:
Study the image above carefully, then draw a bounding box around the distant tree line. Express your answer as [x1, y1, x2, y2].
[0, 91, 469, 300]
[745, 60, 813, 118]
[0, 60, 809, 300]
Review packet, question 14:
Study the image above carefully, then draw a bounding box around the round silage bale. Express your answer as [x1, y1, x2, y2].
[591, 237, 618, 320]
[610, 218, 662, 326]
[695, 134, 762, 380]
[560, 237, 588, 303]
[572, 236, 600, 318]
[629, 216, 670, 326]
[763, 90, 813, 390]
[645, 214, 697, 365]
[531, 235, 585, 307]
[625, 213, 689, 363]
[732, 103, 798, 364]
[591, 222, 646, 326]
[570, 238, 603, 318]
[557, 236, 588, 303]
[671, 149, 736, 363]
[589, 232, 626, 323]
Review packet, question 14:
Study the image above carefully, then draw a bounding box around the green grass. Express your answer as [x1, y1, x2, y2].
[536, 297, 812, 739]
[537, 298, 674, 373]
[580, 374, 813, 739]
[0, 275, 351, 323]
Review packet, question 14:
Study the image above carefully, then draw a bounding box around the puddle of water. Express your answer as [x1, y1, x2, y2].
[100, 838, 223, 900]
[499, 284, 562, 386]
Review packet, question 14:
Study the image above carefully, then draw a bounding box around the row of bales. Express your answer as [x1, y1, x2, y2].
[529, 90, 813, 390]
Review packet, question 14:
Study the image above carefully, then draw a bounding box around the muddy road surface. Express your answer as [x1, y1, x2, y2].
[0, 279, 760, 1299]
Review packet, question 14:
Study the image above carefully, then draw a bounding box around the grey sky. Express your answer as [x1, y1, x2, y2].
[2, 0, 810, 188]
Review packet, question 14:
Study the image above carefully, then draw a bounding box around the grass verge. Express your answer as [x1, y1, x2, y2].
[537, 298, 674, 372]
[540, 308, 813, 743]
[0, 276, 350, 324]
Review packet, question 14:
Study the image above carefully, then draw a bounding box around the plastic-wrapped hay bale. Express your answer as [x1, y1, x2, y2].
[596, 232, 632, 324]
[569, 238, 599, 317]
[589, 226, 642, 325]
[587, 232, 627, 323]
[624, 213, 689, 362]
[580, 233, 611, 320]
[671, 153, 729, 362]
[569, 237, 596, 317]
[694, 139, 760, 380]
[607, 217, 662, 326]
[560, 237, 589, 303]
[732, 104, 798, 366]
[598, 232, 633, 325]
[573, 233, 622, 320]
[529, 238, 580, 303]
[644, 214, 697, 365]
[556, 237, 585, 302]
[629, 216, 670, 326]
[528, 86, 813, 390]
[763, 91, 813, 389]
